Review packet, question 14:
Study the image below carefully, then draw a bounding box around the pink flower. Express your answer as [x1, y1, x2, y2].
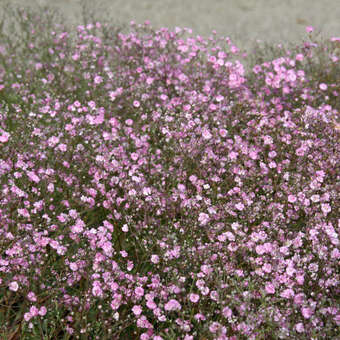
[9, 281, 19, 292]
[288, 195, 297, 203]
[30, 306, 39, 317]
[27, 292, 37, 302]
[295, 322, 305, 333]
[280, 288, 294, 299]
[151, 255, 159, 264]
[132, 305, 142, 316]
[306, 26, 314, 33]
[209, 322, 221, 333]
[321, 203, 331, 215]
[319, 83, 328, 91]
[235, 202, 245, 211]
[0, 131, 9, 143]
[39, 306, 47, 316]
[202, 128, 212, 140]
[222, 306, 233, 318]
[219, 128, 228, 137]
[164, 299, 181, 311]
[301, 307, 313, 319]
[92, 285, 103, 297]
[189, 293, 200, 303]
[296, 274, 304, 286]
[94, 75, 103, 84]
[294, 293, 305, 306]
[198, 212, 210, 226]
[133, 100, 140, 108]
[24, 312, 32, 322]
[265, 283, 275, 294]
[146, 299, 157, 310]
[135, 287, 144, 298]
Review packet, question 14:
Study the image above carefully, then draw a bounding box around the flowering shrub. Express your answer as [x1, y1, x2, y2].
[0, 5, 339, 340]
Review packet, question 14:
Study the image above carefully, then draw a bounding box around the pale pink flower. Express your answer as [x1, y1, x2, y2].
[321, 203, 331, 214]
[301, 307, 313, 319]
[9, 281, 19, 292]
[294, 293, 305, 306]
[189, 293, 199, 303]
[219, 128, 228, 137]
[222, 306, 233, 318]
[30, 306, 39, 317]
[94, 75, 103, 84]
[27, 292, 37, 302]
[24, 312, 32, 322]
[0, 131, 9, 143]
[265, 283, 275, 294]
[288, 194, 297, 203]
[164, 299, 181, 311]
[198, 212, 210, 226]
[146, 299, 157, 310]
[132, 305, 142, 316]
[235, 202, 245, 211]
[151, 255, 159, 264]
[135, 287, 144, 298]
[39, 306, 47, 316]
[69, 262, 78, 271]
[319, 83, 328, 91]
[202, 128, 212, 140]
[295, 323, 305, 333]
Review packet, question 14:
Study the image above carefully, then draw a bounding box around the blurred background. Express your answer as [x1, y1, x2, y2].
[1, 0, 340, 68]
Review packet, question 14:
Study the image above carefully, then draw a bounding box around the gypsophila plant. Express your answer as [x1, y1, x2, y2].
[0, 3, 339, 340]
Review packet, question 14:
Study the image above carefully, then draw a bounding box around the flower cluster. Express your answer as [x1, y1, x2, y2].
[0, 5, 339, 340]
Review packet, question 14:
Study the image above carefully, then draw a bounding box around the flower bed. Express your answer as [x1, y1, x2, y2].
[0, 5, 339, 340]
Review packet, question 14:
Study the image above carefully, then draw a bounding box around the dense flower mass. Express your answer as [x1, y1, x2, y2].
[0, 5, 339, 340]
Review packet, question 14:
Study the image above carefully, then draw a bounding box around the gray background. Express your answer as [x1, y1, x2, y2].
[1, 0, 340, 63]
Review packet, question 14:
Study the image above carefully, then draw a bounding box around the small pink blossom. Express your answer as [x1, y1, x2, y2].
[301, 307, 313, 319]
[321, 203, 331, 215]
[146, 299, 157, 310]
[202, 128, 212, 140]
[24, 312, 32, 322]
[132, 305, 142, 316]
[151, 255, 159, 264]
[135, 287, 144, 297]
[27, 292, 37, 302]
[164, 299, 181, 311]
[189, 293, 200, 303]
[9, 281, 19, 292]
[198, 212, 210, 226]
[222, 306, 233, 318]
[0, 131, 10, 143]
[288, 194, 297, 203]
[39, 306, 47, 316]
[295, 323, 305, 333]
[265, 283, 275, 294]
[319, 83, 328, 91]
[30, 306, 39, 317]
